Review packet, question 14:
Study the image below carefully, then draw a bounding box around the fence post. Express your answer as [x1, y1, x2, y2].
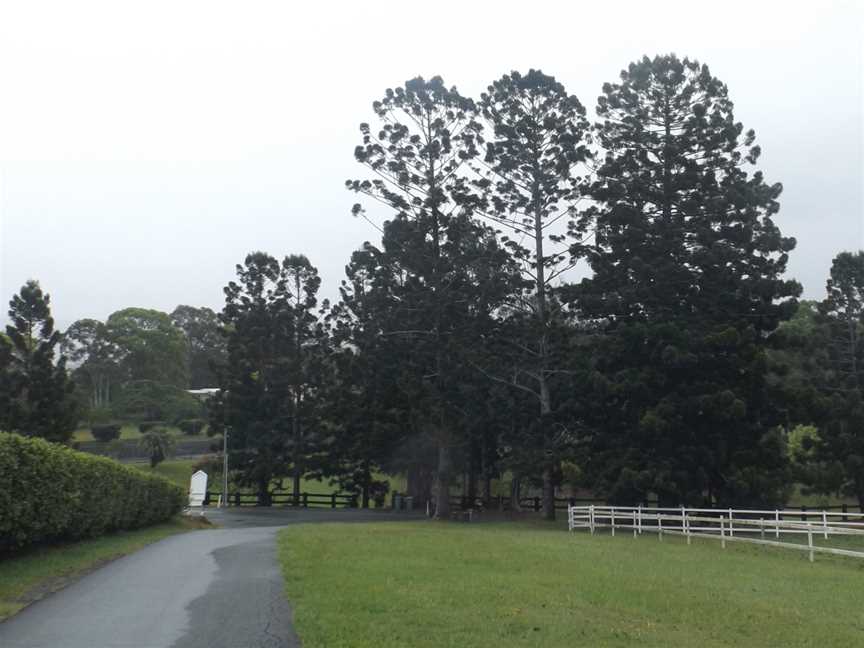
[658, 514, 663, 542]
[822, 511, 828, 540]
[807, 525, 814, 563]
[632, 510, 637, 538]
[589, 505, 595, 535]
[686, 512, 691, 545]
[681, 506, 686, 534]
[611, 508, 616, 536]
[638, 505, 643, 534]
[760, 517, 765, 541]
[721, 516, 726, 549]
[775, 510, 780, 539]
[331, 492, 337, 509]
[534, 497, 540, 512]
[302, 492, 308, 508]
[728, 507, 734, 537]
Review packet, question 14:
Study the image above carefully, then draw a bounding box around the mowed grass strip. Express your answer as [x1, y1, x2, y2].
[0, 517, 209, 621]
[277, 521, 864, 647]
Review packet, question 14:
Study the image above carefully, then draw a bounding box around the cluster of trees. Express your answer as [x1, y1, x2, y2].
[0, 282, 226, 443]
[207, 54, 862, 518]
[2, 54, 860, 519]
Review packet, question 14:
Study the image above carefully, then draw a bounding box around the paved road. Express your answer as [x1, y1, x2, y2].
[0, 508, 422, 648]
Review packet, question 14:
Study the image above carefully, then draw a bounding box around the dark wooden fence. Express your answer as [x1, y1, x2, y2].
[204, 489, 358, 508]
[200, 488, 863, 517]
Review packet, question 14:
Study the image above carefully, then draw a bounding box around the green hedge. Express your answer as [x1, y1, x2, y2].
[0, 432, 185, 552]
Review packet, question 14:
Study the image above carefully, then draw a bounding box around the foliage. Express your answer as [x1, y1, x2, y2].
[178, 418, 206, 435]
[105, 308, 189, 388]
[347, 76, 515, 518]
[170, 305, 226, 389]
[209, 252, 331, 505]
[137, 427, 176, 468]
[90, 423, 121, 442]
[0, 432, 184, 552]
[111, 379, 202, 423]
[575, 54, 800, 506]
[472, 69, 593, 518]
[811, 251, 864, 507]
[61, 318, 124, 411]
[0, 281, 79, 442]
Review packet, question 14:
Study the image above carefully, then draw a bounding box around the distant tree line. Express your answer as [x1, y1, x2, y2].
[1, 54, 861, 517]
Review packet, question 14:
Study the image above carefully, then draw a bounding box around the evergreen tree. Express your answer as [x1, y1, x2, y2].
[347, 76, 492, 518]
[578, 55, 800, 506]
[1, 280, 78, 442]
[210, 252, 329, 505]
[277, 254, 331, 505]
[473, 69, 593, 519]
[814, 251, 864, 507]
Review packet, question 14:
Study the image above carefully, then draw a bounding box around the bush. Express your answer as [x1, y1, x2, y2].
[138, 421, 165, 434]
[177, 419, 206, 436]
[0, 432, 185, 552]
[91, 423, 122, 442]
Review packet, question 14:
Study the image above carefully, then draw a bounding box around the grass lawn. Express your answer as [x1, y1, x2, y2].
[128, 459, 407, 499]
[0, 517, 209, 621]
[277, 520, 864, 647]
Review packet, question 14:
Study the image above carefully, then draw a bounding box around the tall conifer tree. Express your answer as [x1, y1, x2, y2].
[578, 55, 800, 506]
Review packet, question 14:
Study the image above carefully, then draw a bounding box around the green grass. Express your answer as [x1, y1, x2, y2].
[128, 459, 406, 498]
[277, 521, 864, 647]
[0, 517, 208, 621]
[129, 458, 198, 488]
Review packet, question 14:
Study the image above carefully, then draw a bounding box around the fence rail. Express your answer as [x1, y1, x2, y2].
[205, 490, 358, 508]
[568, 505, 864, 562]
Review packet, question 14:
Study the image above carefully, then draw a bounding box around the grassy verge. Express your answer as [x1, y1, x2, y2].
[133, 458, 407, 499]
[0, 517, 209, 621]
[277, 521, 864, 647]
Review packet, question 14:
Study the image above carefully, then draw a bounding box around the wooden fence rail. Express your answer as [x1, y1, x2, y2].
[568, 505, 864, 562]
[205, 490, 358, 508]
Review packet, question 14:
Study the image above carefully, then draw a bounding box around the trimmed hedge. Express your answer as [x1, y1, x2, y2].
[0, 432, 185, 552]
[177, 419, 206, 436]
[91, 423, 121, 442]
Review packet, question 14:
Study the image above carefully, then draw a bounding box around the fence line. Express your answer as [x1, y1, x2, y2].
[568, 505, 864, 562]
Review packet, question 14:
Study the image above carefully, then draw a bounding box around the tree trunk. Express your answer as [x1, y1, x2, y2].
[510, 475, 521, 511]
[292, 468, 301, 507]
[467, 469, 477, 504]
[434, 443, 452, 519]
[541, 466, 556, 520]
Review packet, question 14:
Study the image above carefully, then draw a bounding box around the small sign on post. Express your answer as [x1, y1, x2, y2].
[189, 470, 208, 514]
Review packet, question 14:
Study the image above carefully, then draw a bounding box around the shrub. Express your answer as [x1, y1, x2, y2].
[91, 423, 122, 442]
[138, 427, 176, 468]
[138, 420, 165, 434]
[178, 419, 206, 436]
[0, 432, 185, 552]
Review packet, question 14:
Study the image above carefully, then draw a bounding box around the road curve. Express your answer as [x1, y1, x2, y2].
[0, 508, 422, 648]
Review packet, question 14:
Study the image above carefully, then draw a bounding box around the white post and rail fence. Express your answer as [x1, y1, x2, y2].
[568, 504, 864, 562]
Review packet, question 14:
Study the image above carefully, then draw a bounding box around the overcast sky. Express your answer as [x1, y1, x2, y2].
[1, 0, 862, 330]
